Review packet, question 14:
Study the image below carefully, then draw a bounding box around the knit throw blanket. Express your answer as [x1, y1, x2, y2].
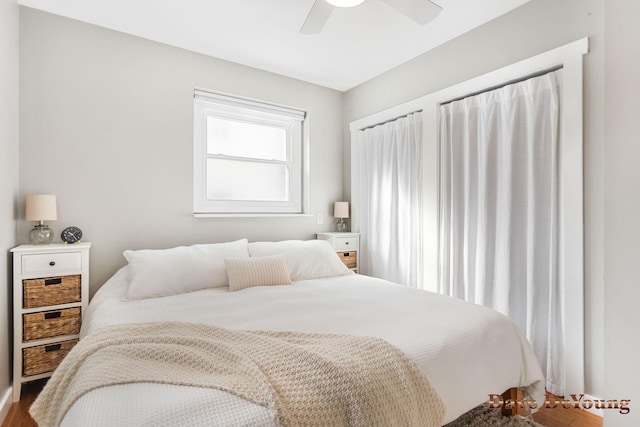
[30, 322, 445, 427]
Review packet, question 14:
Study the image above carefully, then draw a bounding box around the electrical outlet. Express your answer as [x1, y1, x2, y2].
[317, 213, 324, 225]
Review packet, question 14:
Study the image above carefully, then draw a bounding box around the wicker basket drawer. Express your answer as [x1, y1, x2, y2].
[23, 275, 81, 309]
[338, 251, 357, 269]
[23, 307, 81, 342]
[23, 339, 78, 376]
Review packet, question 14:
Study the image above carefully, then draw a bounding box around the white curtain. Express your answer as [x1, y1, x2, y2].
[438, 70, 565, 395]
[357, 112, 422, 288]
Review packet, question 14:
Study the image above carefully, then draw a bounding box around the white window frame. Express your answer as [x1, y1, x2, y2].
[193, 91, 306, 215]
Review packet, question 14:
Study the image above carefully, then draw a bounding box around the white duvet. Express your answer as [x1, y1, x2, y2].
[64, 268, 545, 426]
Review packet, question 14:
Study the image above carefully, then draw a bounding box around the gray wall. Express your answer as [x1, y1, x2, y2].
[18, 8, 345, 296]
[0, 0, 20, 409]
[603, 0, 640, 425]
[344, 0, 605, 402]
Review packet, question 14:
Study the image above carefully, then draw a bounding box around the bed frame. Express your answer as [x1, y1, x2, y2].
[501, 388, 527, 416]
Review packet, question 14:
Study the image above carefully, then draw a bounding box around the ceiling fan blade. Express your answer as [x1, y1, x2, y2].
[300, 0, 334, 34]
[381, 0, 442, 25]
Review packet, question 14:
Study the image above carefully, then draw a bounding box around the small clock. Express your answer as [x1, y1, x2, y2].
[61, 226, 83, 244]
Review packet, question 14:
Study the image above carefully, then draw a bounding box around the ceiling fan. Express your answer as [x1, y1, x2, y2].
[300, 0, 443, 34]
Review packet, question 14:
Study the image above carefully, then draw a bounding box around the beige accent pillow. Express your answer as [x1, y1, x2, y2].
[225, 254, 292, 291]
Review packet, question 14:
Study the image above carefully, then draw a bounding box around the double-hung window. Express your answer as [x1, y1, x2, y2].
[193, 91, 306, 214]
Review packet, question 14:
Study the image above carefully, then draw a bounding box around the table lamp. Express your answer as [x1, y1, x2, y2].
[334, 201, 349, 232]
[25, 194, 57, 244]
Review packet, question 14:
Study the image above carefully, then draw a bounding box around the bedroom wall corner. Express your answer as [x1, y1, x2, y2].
[343, 0, 605, 402]
[18, 8, 345, 297]
[0, 0, 20, 418]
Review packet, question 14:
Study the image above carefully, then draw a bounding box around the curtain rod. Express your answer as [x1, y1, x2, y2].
[359, 110, 423, 131]
[441, 65, 564, 106]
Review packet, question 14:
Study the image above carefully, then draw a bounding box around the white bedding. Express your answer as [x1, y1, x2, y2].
[64, 268, 545, 426]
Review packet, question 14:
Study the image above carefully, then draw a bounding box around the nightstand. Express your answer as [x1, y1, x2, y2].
[10, 242, 91, 402]
[316, 232, 359, 273]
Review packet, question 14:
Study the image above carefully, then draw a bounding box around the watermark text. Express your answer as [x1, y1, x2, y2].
[488, 393, 630, 414]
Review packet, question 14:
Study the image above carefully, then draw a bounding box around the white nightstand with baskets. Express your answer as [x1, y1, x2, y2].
[10, 242, 90, 402]
[316, 232, 359, 273]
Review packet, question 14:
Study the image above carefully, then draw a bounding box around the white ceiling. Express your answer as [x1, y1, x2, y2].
[17, 0, 531, 91]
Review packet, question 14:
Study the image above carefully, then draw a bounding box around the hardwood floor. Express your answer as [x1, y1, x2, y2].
[531, 392, 603, 427]
[1, 380, 45, 427]
[2, 382, 602, 427]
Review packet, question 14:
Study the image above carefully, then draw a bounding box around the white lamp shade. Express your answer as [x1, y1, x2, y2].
[25, 194, 57, 221]
[326, 0, 366, 7]
[334, 201, 349, 219]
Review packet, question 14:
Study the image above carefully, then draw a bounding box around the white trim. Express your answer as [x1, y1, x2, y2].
[193, 213, 314, 219]
[350, 37, 588, 394]
[0, 387, 12, 425]
[301, 111, 311, 214]
[194, 90, 306, 121]
[582, 394, 605, 418]
[557, 48, 586, 400]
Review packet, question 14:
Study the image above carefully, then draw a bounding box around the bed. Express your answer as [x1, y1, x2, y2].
[31, 239, 545, 426]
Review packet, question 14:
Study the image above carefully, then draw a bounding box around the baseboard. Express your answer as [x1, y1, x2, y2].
[582, 394, 604, 417]
[0, 386, 13, 425]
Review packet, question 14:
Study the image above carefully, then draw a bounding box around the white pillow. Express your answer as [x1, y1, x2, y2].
[248, 240, 353, 281]
[124, 239, 249, 300]
[225, 254, 291, 291]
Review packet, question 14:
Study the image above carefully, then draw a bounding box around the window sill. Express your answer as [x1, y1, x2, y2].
[193, 213, 315, 219]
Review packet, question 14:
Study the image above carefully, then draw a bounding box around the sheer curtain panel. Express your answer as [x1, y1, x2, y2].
[438, 70, 565, 395]
[357, 113, 423, 288]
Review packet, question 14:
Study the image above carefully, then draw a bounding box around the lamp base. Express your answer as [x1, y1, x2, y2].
[29, 224, 54, 245]
[336, 218, 347, 233]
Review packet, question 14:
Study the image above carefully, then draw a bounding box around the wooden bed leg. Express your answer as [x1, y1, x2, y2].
[501, 388, 522, 416]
